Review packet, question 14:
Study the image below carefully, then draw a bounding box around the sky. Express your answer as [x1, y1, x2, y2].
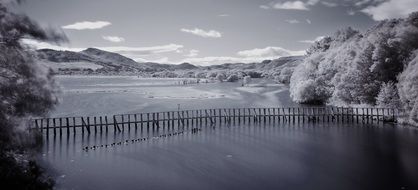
[16, 0, 418, 65]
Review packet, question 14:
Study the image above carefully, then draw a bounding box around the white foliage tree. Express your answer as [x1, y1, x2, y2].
[216, 72, 226, 82]
[226, 74, 239, 82]
[376, 82, 400, 108]
[243, 76, 251, 86]
[289, 12, 418, 125]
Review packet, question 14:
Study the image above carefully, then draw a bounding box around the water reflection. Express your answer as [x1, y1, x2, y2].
[42, 122, 418, 190]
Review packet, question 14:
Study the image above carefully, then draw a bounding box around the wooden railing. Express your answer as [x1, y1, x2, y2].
[30, 107, 403, 136]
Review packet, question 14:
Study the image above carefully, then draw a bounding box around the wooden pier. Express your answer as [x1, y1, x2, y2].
[30, 107, 403, 136]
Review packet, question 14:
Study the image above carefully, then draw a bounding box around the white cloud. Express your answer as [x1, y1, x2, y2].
[181, 56, 251, 66]
[347, 10, 356, 16]
[21, 39, 183, 56]
[361, 0, 418, 21]
[286, 19, 301, 24]
[102, 36, 125, 43]
[180, 28, 222, 38]
[218, 14, 230, 17]
[62, 21, 111, 30]
[185, 49, 199, 57]
[307, 0, 320, 6]
[299, 36, 325, 43]
[321, 1, 338, 7]
[21, 39, 85, 51]
[260, 5, 271, 9]
[355, 0, 372, 7]
[268, 0, 320, 10]
[97, 44, 184, 54]
[237, 46, 305, 58]
[306, 19, 312, 24]
[273, 1, 309, 10]
[134, 57, 171, 64]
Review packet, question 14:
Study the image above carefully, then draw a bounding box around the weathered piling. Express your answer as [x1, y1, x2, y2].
[32, 106, 402, 136]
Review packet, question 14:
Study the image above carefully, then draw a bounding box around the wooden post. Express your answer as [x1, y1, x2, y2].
[46, 118, 50, 137]
[228, 109, 231, 124]
[94, 116, 97, 133]
[87, 117, 91, 134]
[196, 110, 199, 125]
[391, 108, 397, 121]
[81, 117, 85, 134]
[287, 108, 290, 122]
[256, 108, 260, 123]
[366, 108, 369, 124]
[40, 119, 44, 132]
[113, 115, 120, 132]
[121, 115, 125, 131]
[238, 109, 241, 124]
[99, 116, 103, 133]
[203, 109, 207, 125]
[134, 114, 138, 130]
[205, 109, 208, 125]
[335, 107, 339, 122]
[201, 110, 204, 125]
[186, 111, 189, 127]
[53, 118, 56, 136]
[172, 112, 176, 129]
[72, 117, 76, 134]
[147, 113, 150, 130]
[382, 108, 385, 122]
[293, 108, 296, 123]
[212, 109, 216, 124]
[263, 108, 266, 123]
[371, 108, 374, 123]
[59, 118, 62, 136]
[66, 117, 70, 135]
[162, 112, 165, 128]
[35, 119, 39, 131]
[253, 108, 257, 123]
[268, 108, 271, 123]
[233, 109, 236, 124]
[140, 114, 144, 130]
[182, 111, 185, 127]
[128, 114, 131, 131]
[152, 113, 155, 130]
[218, 109, 222, 124]
[355, 108, 358, 124]
[156, 112, 160, 130]
[167, 112, 171, 127]
[105, 116, 109, 133]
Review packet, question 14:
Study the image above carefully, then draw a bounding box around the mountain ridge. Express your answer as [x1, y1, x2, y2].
[36, 48, 303, 76]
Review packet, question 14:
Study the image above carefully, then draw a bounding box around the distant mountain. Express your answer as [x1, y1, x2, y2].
[37, 48, 155, 74]
[204, 56, 303, 71]
[81, 48, 146, 69]
[36, 48, 303, 75]
[143, 62, 198, 71]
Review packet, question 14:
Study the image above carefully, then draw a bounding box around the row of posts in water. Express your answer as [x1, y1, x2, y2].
[31, 107, 400, 136]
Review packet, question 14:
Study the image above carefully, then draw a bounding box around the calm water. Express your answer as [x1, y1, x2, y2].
[50, 76, 297, 117]
[42, 76, 418, 190]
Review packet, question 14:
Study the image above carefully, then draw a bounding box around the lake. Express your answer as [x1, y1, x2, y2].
[42, 76, 418, 190]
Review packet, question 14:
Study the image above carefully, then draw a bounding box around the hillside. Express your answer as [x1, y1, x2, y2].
[36, 48, 303, 80]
